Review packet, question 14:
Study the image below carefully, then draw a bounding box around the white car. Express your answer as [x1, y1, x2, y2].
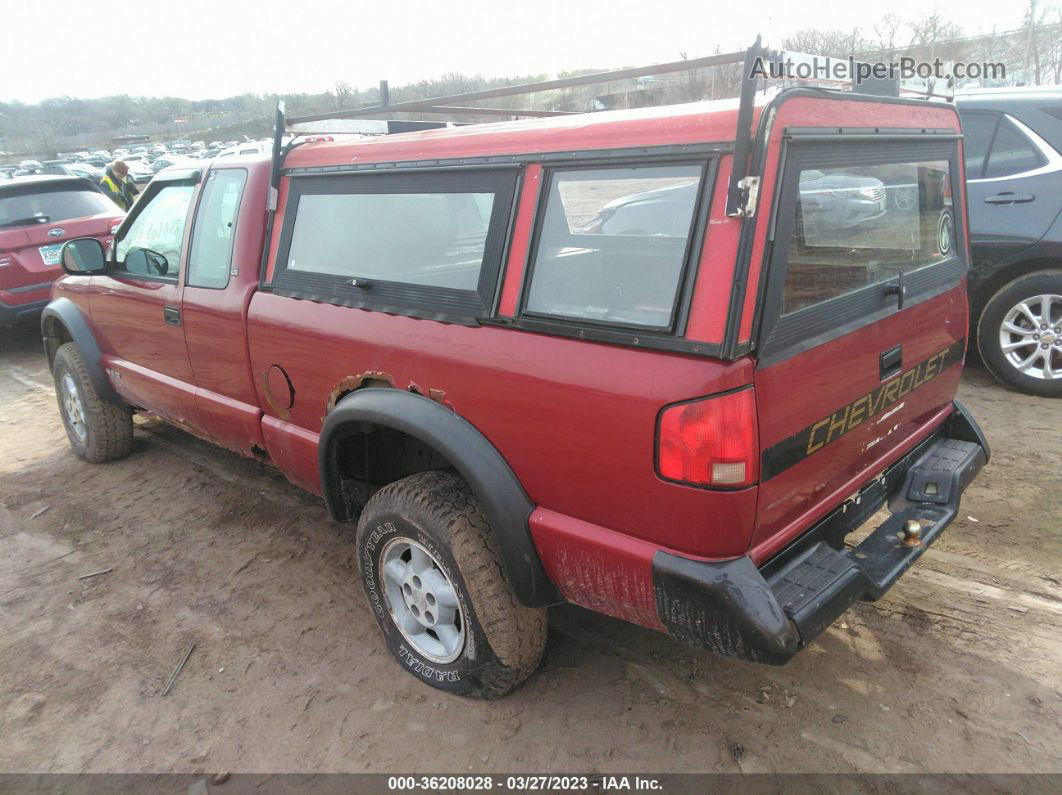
[216, 141, 271, 158]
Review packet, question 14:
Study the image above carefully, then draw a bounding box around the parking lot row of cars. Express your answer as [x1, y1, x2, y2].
[0, 138, 273, 185]
[0, 135, 284, 330]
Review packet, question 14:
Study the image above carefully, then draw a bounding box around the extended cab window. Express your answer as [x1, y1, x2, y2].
[188, 169, 247, 288]
[115, 183, 195, 279]
[272, 169, 518, 320]
[524, 164, 703, 330]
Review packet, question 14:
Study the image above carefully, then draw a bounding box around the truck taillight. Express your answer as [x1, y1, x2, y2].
[657, 388, 758, 488]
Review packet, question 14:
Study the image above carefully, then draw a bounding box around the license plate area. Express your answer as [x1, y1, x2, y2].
[39, 244, 63, 266]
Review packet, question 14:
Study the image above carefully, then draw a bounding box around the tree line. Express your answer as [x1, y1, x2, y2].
[2, 4, 1059, 160]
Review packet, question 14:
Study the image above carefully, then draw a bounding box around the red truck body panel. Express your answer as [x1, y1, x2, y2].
[246, 292, 758, 557]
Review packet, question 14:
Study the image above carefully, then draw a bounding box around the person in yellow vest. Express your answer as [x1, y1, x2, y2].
[99, 161, 140, 211]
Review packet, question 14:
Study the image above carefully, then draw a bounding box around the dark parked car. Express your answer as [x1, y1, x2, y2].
[957, 88, 1062, 396]
[38, 162, 104, 185]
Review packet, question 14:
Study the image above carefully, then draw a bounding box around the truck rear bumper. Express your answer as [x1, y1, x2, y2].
[652, 400, 989, 664]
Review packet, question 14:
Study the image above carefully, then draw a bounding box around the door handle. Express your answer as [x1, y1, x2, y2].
[984, 192, 1035, 205]
[880, 344, 903, 380]
[163, 305, 181, 326]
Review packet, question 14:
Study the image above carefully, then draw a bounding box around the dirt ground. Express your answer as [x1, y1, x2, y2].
[0, 321, 1060, 775]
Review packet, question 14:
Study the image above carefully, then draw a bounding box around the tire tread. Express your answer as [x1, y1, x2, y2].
[54, 342, 133, 462]
[364, 471, 547, 698]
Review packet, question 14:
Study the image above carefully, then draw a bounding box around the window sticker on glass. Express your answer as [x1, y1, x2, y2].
[116, 184, 195, 277]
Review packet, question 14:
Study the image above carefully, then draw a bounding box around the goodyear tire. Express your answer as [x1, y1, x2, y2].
[52, 342, 134, 462]
[977, 270, 1062, 398]
[356, 471, 547, 698]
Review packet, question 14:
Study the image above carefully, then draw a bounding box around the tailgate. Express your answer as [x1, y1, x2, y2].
[746, 99, 969, 561]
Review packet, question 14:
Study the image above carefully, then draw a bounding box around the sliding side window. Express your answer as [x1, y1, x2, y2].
[523, 163, 705, 331]
[271, 169, 518, 321]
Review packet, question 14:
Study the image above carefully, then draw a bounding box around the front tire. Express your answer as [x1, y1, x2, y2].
[977, 270, 1062, 397]
[356, 471, 547, 698]
[52, 342, 134, 461]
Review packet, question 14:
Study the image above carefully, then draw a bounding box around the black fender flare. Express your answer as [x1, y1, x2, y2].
[40, 297, 119, 403]
[320, 388, 560, 608]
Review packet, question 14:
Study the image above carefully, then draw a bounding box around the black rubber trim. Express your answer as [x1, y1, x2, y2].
[40, 296, 119, 403]
[0, 297, 48, 327]
[652, 400, 988, 664]
[653, 551, 800, 664]
[7, 281, 55, 294]
[488, 316, 723, 357]
[945, 398, 991, 464]
[319, 388, 561, 608]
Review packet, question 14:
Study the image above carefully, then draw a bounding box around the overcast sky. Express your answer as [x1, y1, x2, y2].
[0, 0, 1029, 103]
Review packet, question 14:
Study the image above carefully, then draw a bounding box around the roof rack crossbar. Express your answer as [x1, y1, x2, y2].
[409, 105, 577, 117]
[286, 50, 747, 125]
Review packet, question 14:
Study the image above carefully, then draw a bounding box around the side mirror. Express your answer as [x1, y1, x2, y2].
[60, 238, 106, 275]
[124, 247, 169, 276]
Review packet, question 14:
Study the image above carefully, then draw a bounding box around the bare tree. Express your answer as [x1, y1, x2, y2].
[869, 14, 904, 58]
[330, 81, 354, 110]
[783, 28, 870, 56]
[907, 12, 965, 60]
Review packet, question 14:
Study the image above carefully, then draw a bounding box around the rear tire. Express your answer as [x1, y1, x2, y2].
[977, 270, 1062, 398]
[356, 471, 547, 698]
[52, 342, 134, 461]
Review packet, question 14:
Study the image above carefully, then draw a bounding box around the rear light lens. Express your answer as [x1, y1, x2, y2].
[657, 388, 758, 488]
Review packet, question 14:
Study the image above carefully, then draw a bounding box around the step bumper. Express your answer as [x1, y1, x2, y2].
[651, 400, 989, 664]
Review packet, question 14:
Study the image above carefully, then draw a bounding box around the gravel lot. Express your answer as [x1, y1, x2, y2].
[0, 321, 1060, 775]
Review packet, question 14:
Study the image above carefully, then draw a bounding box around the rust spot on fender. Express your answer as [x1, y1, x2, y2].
[326, 371, 396, 413]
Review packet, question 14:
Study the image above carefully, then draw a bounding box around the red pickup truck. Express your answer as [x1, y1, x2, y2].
[46, 72, 989, 697]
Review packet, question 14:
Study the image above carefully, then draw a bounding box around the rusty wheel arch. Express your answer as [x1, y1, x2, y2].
[318, 387, 560, 607]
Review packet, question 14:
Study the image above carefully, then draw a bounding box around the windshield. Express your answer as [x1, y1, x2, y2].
[0, 185, 116, 227]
